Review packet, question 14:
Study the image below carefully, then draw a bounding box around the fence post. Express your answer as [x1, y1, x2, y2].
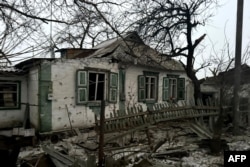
[98, 100, 105, 167]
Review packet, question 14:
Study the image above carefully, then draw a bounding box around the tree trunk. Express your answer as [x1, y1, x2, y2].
[186, 67, 202, 103]
[185, 14, 202, 103]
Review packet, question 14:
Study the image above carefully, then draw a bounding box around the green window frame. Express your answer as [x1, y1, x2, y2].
[138, 71, 158, 103]
[76, 70, 88, 104]
[76, 70, 118, 104]
[177, 78, 185, 100]
[0, 81, 21, 110]
[162, 77, 169, 101]
[109, 73, 118, 103]
[138, 75, 146, 102]
[162, 76, 185, 101]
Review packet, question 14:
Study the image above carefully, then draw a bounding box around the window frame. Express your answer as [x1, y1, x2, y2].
[109, 72, 118, 103]
[145, 76, 157, 100]
[169, 77, 177, 100]
[0, 81, 21, 110]
[138, 71, 159, 103]
[88, 71, 106, 102]
[76, 69, 118, 105]
[76, 70, 88, 104]
[162, 75, 186, 101]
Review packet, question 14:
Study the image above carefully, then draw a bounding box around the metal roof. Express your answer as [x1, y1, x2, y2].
[89, 32, 184, 71]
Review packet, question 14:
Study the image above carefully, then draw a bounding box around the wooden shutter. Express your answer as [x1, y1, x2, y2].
[109, 73, 118, 103]
[138, 75, 145, 102]
[76, 70, 88, 104]
[177, 78, 185, 100]
[162, 77, 169, 101]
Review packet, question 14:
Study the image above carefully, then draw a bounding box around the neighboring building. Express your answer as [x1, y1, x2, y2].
[200, 64, 250, 102]
[0, 66, 27, 129]
[0, 32, 194, 132]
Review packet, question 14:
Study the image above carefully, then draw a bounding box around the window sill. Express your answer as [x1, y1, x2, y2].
[145, 99, 157, 104]
[87, 101, 101, 107]
[87, 101, 110, 107]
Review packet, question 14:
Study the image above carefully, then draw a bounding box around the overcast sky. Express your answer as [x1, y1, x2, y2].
[196, 0, 250, 78]
[207, 0, 249, 48]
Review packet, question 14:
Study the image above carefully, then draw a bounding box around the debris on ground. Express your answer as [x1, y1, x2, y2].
[10, 121, 250, 166]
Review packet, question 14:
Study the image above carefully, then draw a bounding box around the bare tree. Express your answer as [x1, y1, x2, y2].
[54, 0, 125, 48]
[0, 0, 124, 63]
[124, 0, 219, 101]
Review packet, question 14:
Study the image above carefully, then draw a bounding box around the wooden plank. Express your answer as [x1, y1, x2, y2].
[140, 106, 146, 124]
[127, 108, 134, 127]
[104, 124, 150, 145]
[98, 100, 105, 167]
[99, 103, 220, 133]
[126, 107, 133, 127]
[116, 110, 123, 129]
[136, 107, 143, 124]
[104, 121, 109, 132]
[133, 107, 139, 126]
[42, 146, 74, 166]
[190, 122, 213, 139]
[109, 111, 114, 131]
[131, 108, 137, 126]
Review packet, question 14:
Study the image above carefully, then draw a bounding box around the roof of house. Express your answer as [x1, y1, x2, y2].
[0, 66, 24, 76]
[15, 58, 55, 71]
[55, 48, 96, 59]
[15, 32, 185, 72]
[201, 64, 250, 85]
[88, 32, 184, 71]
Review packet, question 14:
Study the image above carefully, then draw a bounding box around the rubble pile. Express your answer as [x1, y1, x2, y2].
[15, 122, 250, 167]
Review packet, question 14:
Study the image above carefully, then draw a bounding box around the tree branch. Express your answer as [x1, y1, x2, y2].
[0, 49, 12, 65]
[0, 3, 69, 24]
[193, 34, 206, 49]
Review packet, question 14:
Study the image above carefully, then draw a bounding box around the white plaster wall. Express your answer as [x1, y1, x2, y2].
[50, 58, 119, 131]
[28, 67, 40, 128]
[125, 65, 193, 110]
[0, 75, 28, 128]
[124, 65, 147, 110]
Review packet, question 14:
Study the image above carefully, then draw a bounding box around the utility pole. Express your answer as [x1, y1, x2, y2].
[233, 0, 244, 135]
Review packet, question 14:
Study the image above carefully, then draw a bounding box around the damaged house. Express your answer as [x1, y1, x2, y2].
[200, 64, 250, 125]
[200, 64, 250, 102]
[0, 32, 194, 132]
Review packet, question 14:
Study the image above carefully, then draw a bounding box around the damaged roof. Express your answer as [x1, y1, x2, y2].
[88, 32, 184, 71]
[16, 32, 184, 72]
[15, 58, 56, 71]
[0, 66, 24, 75]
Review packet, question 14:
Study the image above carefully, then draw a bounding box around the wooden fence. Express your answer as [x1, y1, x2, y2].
[98, 101, 220, 133]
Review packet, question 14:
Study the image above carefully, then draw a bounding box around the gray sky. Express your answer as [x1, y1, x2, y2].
[207, 0, 249, 49]
[196, 0, 250, 78]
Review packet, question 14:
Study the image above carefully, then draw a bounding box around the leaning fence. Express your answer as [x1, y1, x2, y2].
[97, 101, 220, 133]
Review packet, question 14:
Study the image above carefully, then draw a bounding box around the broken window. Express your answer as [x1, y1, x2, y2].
[76, 70, 118, 104]
[163, 77, 185, 101]
[0, 82, 20, 109]
[88, 72, 105, 101]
